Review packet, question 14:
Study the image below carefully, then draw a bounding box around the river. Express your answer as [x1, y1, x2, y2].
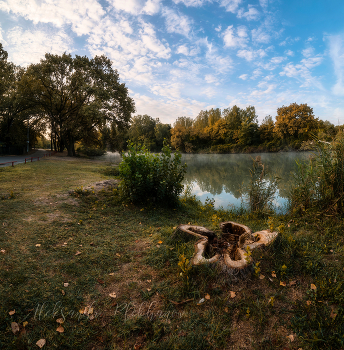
[100, 151, 312, 212]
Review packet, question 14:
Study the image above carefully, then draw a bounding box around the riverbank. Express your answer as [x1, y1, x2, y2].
[0, 158, 343, 349]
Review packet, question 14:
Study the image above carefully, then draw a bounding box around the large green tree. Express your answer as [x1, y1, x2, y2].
[19, 53, 135, 156]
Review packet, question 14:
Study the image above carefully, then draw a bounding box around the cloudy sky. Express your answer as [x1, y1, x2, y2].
[0, 0, 344, 125]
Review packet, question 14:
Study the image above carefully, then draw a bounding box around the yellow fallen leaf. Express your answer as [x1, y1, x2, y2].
[11, 322, 19, 334]
[287, 334, 294, 342]
[224, 307, 229, 312]
[0, 249, 5, 253]
[147, 279, 152, 282]
[306, 300, 311, 306]
[56, 318, 64, 324]
[36, 339, 46, 348]
[23, 321, 28, 327]
[61, 290, 65, 295]
[156, 245, 160, 248]
[289, 280, 297, 286]
[230, 291, 236, 298]
[271, 271, 277, 278]
[158, 240, 163, 244]
[88, 307, 94, 315]
[311, 284, 317, 290]
[75, 251, 81, 256]
[147, 288, 151, 292]
[35, 244, 41, 247]
[109, 273, 115, 276]
[56, 325, 64, 333]
[280, 281, 286, 287]
[259, 274, 265, 280]
[109, 292, 117, 298]
[205, 293, 211, 300]
[63, 283, 69, 287]
[115, 253, 121, 257]
[9, 310, 15, 315]
[173, 227, 177, 230]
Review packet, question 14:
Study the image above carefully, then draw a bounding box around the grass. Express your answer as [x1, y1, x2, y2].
[0, 155, 343, 349]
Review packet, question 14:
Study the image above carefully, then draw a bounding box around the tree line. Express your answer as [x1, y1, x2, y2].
[0, 44, 135, 156]
[1, 43, 340, 156]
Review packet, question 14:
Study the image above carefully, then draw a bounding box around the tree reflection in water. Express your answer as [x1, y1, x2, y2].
[181, 152, 312, 211]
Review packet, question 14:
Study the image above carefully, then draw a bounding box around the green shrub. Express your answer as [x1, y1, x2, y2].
[77, 145, 106, 157]
[289, 133, 344, 216]
[247, 156, 278, 214]
[118, 141, 187, 206]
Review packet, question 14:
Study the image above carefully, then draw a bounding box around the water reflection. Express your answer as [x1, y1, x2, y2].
[181, 152, 312, 210]
[100, 151, 312, 211]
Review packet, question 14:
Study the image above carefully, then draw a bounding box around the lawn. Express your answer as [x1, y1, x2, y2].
[0, 155, 343, 350]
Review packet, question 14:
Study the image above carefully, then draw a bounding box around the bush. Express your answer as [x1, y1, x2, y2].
[77, 145, 106, 157]
[118, 141, 187, 206]
[247, 156, 278, 214]
[289, 133, 344, 216]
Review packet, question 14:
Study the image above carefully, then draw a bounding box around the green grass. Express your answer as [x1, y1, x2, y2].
[0, 156, 343, 349]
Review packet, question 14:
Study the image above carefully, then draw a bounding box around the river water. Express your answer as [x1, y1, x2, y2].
[100, 151, 312, 212]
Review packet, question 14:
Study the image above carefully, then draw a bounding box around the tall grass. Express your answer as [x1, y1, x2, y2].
[289, 132, 344, 216]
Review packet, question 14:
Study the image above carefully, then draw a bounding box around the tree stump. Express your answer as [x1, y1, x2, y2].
[177, 221, 278, 276]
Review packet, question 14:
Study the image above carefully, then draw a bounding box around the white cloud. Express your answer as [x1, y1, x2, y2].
[252, 27, 270, 44]
[0, 0, 104, 36]
[259, 0, 269, 10]
[215, 25, 222, 32]
[201, 86, 217, 98]
[237, 49, 266, 61]
[251, 84, 276, 96]
[110, 0, 161, 15]
[285, 49, 294, 56]
[237, 5, 260, 21]
[302, 47, 314, 58]
[133, 92, 206, 124]
[218, 0, 243, 13]
[205, 74, 218, 84]
[173, 0, 210, 6]
[223, 25, 248, 48]
[280, 55, 323, 89]
[239, 74, 248, 80]
[150, 83, 182, 99]
[6, 26, 73, 66]
[328, 34, 344, 96]
[162, 7, 192, 37]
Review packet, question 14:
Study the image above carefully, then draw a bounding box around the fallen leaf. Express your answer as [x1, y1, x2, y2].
[23, 321, 28, 327]
[287, 334, 294, 342]
[149, 234, 152, 237]
[97, 279, 104, 284]
[109, 292, 117, 298]
[259, 274, 265, 280]
[36, 339, 46, 348]
[197, 298, 205, 305]
[224, 307, 229, 312]
[90, 242, 94, 246]
[173, 226, 177, 230]
[56, 326, 64, 333]
[88, 307, 94, 315]
[56, 318, 64, 324]
[11, 322, 19, 334]
[0, 249, 5, 253]
[280, 281, 286, 287]
[61, 290, 65, 295]
[230, 291, 236, 298]
[147, 279, 151, 282]
[306, 300, 311, 306]
[289, 280, 297, 286]
[330, 311, 337, 319]
[271, 271, 277, 278]
[75, 251, 81, 256]
[311, 284, 317, 290]
[9, 310, 15, 315]
[35, 244, 41, 247]
[89, 315, 94, 320]
[115, 253, 121, 257]
[268, 277, 273, 282]
[147, 288, 151, 292]
[156, 245, 160, 248]
[205, 293, 211, 300]
[158, 240, 163, 244]
[63, 283, 69, 287]
[109, 273, 115, 276]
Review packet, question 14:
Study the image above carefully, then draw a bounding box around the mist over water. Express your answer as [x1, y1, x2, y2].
[181, 152, 313, 212]
[101, 151, 313, 212]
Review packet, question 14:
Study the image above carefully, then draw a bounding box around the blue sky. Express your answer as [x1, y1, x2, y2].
[0, 0, 343, 125]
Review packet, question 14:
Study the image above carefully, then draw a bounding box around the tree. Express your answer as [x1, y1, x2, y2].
[19, 53, 135, 156]
[171, 116, 193, 152]
[274, 103, 318, 144]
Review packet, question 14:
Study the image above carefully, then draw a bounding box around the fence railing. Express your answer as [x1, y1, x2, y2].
[0, 151, 56, 167]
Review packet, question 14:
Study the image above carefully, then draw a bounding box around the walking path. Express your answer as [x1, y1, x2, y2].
[0, 149, 52, 167]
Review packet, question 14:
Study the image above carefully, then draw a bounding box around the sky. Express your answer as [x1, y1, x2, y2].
[0, 0, 344, 125]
